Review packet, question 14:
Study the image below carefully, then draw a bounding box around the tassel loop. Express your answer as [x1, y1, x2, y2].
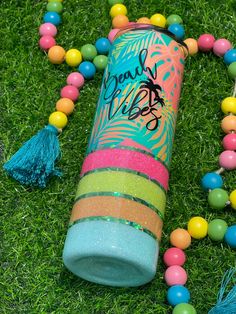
[3, 124, 61, 188]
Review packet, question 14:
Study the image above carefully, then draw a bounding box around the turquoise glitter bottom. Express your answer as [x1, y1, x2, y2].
[63, 220, 159, 287]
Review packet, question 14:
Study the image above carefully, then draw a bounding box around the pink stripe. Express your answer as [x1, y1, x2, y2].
[81, 148, 169, 191]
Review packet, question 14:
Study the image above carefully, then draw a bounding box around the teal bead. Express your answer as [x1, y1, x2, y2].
[46, 2, 63, 13]
[167, 14, 183, 26]
[108, 0, 124, 5]
[208, 188, 229, 210]
[228, 62, 236, 79]
[173, 303, 196, 314]
[81, 44, 97, 61]
[93, 55, 108, 71]
[208, 219, 228, 241]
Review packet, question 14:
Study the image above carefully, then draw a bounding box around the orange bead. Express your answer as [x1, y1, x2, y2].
[170, 228, 191, 250]
[137, 17, 151, 24]
[221, 115, 236, 134]
[56, 98, 75, 115]
[112, 15, 129, 29]
[48, 45, 66, 64]
[184, 38, 198, 56]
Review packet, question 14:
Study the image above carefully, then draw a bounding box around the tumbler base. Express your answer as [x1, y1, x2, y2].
[63, 220, 159, 287]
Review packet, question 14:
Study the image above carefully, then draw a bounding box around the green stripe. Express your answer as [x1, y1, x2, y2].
[69, 216, 158, 241]
[80, 167, 167, 194]
[74, 191, 164, 220]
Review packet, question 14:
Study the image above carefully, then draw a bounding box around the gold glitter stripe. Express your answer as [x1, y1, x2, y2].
[74, 191, 164, 220]
[68, 216, 158, 241]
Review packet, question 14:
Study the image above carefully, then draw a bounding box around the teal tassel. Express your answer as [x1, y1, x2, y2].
[3, 125, 61, 188]
[209, 268, 236, 314]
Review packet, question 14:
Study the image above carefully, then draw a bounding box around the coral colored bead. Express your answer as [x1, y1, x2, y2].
[110, 4, 127, 18]
[208, 219, 228, 241]
[197, 34, 215, 52]
[187, 217, 208, 239]
[163, 248, 186, 267]
[184, 38, 198, 56]
[56, 98, 74, 115]
[165, 265, 187, 286]
[224, 49, 236, 65]
[48, 45, 66, 64]
[221, 97, 236, 114]
[223, 133, 236, 150]
[173, 303, 197, 314]
[108, 28, 119, 42]
[49, 111, 68, 129]
[201, 172, 223, 190]
[65, 49, 82, 67]
[137, 17, 151, 24]
[168, 24, 185, 40]
[208, 188, 229, 209]
[61, 85, 79, 101]
[43, 12, 61, 26]
[66, 72, 85, 88]
[112, 15, 129, 28]
[170, 229, 191, 250]
[230, 190, 236, 209]
[213, 38, 232, 57]
[39, 23, 57, 37]
[221, 115, 236, 133]
[219, 150, 236, 170]
[39, 36, 56, 50]
[95, 38, 111, 55]
[150, 14, 167, 28]
[224, 225, 236, 248]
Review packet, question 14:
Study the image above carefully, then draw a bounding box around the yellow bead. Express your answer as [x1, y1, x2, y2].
[110, 4, 127, 18]
[137, 17, 151, 24]
[229, 190, 236, 210]
[48, 0, 63, 2]
[187, 217, 208, 239]
[150, 14, 167, 28]
[221, 97, 236, 114]
[49, 111, 68, 129]
[65, 49, 82, 67]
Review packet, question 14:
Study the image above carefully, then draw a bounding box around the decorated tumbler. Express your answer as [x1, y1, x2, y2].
[63, 25, 186, 287]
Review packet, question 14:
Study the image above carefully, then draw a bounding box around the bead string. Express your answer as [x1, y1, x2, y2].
[38, 1, 236, 313]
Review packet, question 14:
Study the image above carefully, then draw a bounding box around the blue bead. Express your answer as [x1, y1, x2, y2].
[167, 285, 190, 306]
[78, 61, 96, 79]
[224, 225, 236, 249]
[168, 24, 185, 40]
[201, 172, 223, 190]
[224, 49, 236, 65]
[95, 38, 111, 55]
[43, 12, 61, 26]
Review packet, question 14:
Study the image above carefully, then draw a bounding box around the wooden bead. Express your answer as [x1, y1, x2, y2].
[48, 45, 66, 64]
[56, 98, 75, 115]
[221, 115, 236, 133]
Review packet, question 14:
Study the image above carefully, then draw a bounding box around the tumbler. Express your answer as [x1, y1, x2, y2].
[63, 25, 186, 287]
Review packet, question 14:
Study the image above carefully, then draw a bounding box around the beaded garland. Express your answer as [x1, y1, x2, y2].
[6, 0, 236, 313]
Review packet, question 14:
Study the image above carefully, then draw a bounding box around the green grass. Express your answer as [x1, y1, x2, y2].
[0, 0, 236, 313]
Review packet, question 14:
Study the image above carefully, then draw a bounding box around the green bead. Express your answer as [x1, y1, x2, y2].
[108, 0, 124, 5]
[173, 303, 196, 314]
[208, 219, 228, 241]
[208, 188, 229, 210]
[81, 44, 97, 61]
[228, 62, 236, 79]
[167, 14, 183, 26]
[93, 55, 108, 71]
[46, 2, 63, 13]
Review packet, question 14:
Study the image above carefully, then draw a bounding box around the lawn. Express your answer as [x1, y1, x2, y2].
[0, 0, 235, 313]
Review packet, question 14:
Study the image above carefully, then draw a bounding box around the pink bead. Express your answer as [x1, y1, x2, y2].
[213, 38, 232, 57]
[61, 85, 79, 101]
[163, 247, 186, 267]
[128, 22, 136, 26]
[223, 133, 236, 150]
[164, 265, 188, 286]
[66, 72, 85, 89]
[219, 150, 236, 170]
[197, 34, 215, 52]
[39, 36, 56, 51]
[39, 23, 57, 37]
[108, 28, 119, 42]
